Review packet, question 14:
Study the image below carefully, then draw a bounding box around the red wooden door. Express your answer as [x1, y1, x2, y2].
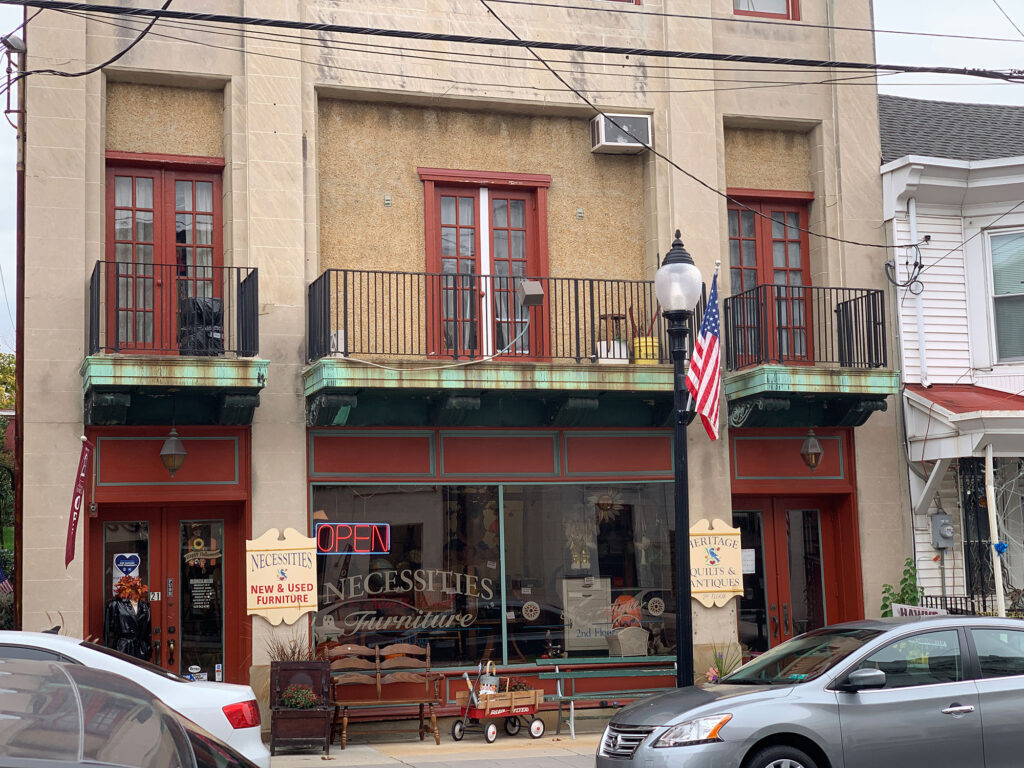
[93, 504, 244, 682]
[735, 497, 827, 653]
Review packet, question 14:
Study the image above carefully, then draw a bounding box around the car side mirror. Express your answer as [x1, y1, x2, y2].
[841, 668, 886, 692]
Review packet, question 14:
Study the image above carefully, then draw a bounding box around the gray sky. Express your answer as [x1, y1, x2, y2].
[0, 1, 1022, 358]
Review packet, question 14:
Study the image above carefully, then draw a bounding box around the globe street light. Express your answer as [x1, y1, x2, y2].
[654, 230, 702, 688]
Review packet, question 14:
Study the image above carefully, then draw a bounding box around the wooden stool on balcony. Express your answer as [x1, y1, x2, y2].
[599, 313, 627, 342]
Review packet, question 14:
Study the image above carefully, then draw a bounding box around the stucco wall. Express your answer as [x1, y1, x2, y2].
[723, 128, 812, 192]
[106, 83, 224, 157]
[317, 100, 645, 280]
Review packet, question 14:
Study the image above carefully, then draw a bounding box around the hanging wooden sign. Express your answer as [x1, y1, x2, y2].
[246, 528, 318, 625]
[689, 518, 743, 608]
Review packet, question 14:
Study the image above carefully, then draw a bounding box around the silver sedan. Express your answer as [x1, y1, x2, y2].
[597, 616, 1024, 768]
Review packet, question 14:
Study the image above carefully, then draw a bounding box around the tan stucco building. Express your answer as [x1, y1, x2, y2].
[15, 0, 902, 694]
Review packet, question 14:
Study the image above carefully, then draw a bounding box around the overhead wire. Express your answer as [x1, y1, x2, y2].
[2, 0, 1022, 83]
[37, 8, 908, 102]
[992, 0, 1024, 39]
[488, 0, 1024, 46]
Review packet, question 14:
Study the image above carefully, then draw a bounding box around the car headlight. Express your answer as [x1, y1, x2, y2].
[653, 714, 732, 747]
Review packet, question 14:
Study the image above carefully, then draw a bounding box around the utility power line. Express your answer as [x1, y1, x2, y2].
[1, 0, 1021, 83]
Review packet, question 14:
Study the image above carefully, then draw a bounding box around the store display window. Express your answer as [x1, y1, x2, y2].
[311, 482, 676, 666]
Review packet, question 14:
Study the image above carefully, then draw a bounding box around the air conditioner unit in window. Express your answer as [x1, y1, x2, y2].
[590, 114, 651, 154]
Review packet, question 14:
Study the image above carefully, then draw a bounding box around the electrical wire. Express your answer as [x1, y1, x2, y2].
[6, 0, 170, 87]
[917, 200, 1024, 277]
[992, 0, 1024, 39]
[475, 0, 901, 250]
[885, 244, 923, 291]
[488, 0, 1024, 46]
[3, 0, 1022, 83]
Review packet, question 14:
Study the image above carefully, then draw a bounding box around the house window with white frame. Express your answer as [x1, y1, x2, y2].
[991, 229, 1024, 361]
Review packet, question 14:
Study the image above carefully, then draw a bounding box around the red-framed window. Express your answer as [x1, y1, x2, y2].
[420, 169, 550, 359]
[105, 154, 223, 353]
[727, 193, 812, 365]
[733, 0, 800, 20]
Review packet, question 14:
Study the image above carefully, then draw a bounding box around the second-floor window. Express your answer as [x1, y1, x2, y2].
[733, 0, 800, 20]
[728, 197, 810, 365]
[991, 229, 1024, 362]
[420, 169, 550, 358]
[106, 163, 222, 351]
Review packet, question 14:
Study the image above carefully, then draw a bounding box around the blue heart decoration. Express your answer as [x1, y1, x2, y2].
[115, 554, 141, 576]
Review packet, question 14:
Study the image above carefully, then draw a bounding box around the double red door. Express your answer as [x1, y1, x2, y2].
[92, 504, 244, 682]
[734, 497, 828, 653]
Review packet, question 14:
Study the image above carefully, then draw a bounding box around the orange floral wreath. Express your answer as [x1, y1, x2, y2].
[114, 575, 150, 602]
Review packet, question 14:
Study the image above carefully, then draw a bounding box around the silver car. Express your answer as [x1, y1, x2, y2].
[597, 616, 1024, 768]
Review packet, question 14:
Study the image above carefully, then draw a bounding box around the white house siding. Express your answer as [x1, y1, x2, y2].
[913, 466, 967, 598]
[893, 215, 972, 385]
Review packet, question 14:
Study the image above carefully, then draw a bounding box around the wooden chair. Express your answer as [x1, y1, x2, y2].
[330, 642, 441, 749]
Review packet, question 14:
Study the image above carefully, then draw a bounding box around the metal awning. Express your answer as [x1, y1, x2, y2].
[904, 384, 1024, 463]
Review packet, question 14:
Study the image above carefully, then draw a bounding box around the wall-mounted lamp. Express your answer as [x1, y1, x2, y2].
[159, 428, 187, 477]
[800, 429, 823, 472]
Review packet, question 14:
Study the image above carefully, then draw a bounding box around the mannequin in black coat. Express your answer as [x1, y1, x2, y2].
[104, 576, 152, 661]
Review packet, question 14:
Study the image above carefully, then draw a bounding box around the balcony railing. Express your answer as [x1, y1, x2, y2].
[723, 284, 887, 371]
[89, 261, 259, 357]
[307, 269, 706, 364]
[921, 595, 1024, 619]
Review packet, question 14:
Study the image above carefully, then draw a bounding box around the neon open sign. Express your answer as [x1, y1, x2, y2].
[315, 523, 391, 555]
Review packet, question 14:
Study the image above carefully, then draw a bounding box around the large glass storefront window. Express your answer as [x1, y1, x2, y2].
[311, 483, 675, 666]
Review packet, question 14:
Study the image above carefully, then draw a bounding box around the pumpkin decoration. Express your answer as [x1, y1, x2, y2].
[611, 594, 642, 629]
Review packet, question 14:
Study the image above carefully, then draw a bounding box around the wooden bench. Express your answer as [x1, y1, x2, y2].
[329, 643, 442, 750]
[536, 656, 676, 739]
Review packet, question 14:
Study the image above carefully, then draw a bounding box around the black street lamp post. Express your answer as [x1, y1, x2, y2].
[654, 230, 703, 689]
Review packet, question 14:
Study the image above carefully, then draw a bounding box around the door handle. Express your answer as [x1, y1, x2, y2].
[770, 615, 779, 639]
[167, 638, 176, 666]
[941, 704, 975, 716]
[153, 639, 161, 661]
[782, 603, 790, 635]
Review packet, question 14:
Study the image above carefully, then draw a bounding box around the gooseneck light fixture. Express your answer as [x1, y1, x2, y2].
[654, 230, 703, 689]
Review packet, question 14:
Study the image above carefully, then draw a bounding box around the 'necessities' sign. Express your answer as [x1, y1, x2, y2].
[246, 528, 318, 625]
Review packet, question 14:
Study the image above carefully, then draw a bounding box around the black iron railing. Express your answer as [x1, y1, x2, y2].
[88, 261, 259, 357]
[307, 269, 707, 364]
[723, 284, 887, 371]
[921, 594, 1024, 619]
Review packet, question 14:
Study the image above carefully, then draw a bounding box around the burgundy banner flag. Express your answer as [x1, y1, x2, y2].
[65, 437, 94, 568]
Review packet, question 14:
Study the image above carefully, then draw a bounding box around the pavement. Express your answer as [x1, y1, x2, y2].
[269, 732, 601, 768]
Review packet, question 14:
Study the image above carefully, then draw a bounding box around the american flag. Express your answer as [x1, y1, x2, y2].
[0, 564, 12, 595]
[686, 270, 721, 441]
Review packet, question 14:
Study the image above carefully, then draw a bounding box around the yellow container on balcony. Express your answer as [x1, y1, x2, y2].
[632, 337, 660, 365]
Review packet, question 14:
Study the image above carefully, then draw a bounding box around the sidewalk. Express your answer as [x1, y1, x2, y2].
[270, 732, 601, 768]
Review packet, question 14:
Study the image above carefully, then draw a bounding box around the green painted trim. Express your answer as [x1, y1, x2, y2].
[723, 365, 900, 401]
[82, 354, 269, 391]
[96, 436, 240, 486]
[499, 485, 508, 668]
[732, 435, 845, 481]
[439, 430, 560, 477]
[303, 358, 673, 397]
[307, 429, 437, 478]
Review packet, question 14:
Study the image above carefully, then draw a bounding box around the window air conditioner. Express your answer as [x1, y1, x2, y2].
[590, 114, 651, 154]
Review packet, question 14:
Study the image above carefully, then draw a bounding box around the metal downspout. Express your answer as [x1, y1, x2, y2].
[909, 198, 931, 388]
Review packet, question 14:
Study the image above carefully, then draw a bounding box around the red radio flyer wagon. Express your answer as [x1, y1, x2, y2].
[452, 665, 546, 743]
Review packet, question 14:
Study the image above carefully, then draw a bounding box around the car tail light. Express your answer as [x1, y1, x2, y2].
[222, 700, 261, 729]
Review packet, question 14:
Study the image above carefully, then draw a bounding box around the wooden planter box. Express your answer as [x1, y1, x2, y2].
[270, 708, 331, 755]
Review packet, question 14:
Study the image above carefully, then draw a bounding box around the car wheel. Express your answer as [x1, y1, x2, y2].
[746, 745, 819, 768]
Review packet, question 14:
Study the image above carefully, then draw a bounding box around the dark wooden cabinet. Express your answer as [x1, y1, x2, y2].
[269, 661, 331, 756]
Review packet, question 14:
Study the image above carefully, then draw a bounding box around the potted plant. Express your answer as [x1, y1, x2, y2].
[270, 658, 332, 756]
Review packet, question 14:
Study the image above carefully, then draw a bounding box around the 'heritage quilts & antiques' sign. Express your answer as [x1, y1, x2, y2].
[689, 518, 743, 607]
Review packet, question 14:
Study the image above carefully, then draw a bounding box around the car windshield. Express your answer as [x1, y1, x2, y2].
[83, 640, 190, 682]
[721, 628, 883, 685]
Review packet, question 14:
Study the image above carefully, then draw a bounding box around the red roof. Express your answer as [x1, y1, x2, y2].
[906, 383, 1024, 414]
